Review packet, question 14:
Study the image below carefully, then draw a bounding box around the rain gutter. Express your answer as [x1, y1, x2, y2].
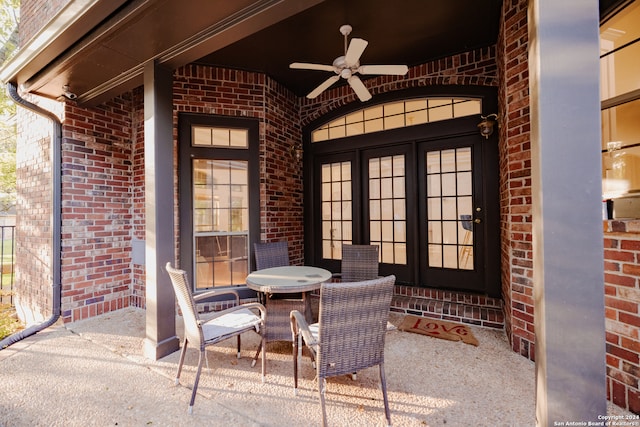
[0, 82, 62, 349]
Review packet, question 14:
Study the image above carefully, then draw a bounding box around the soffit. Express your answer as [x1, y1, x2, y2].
[2, 0, 616, 106]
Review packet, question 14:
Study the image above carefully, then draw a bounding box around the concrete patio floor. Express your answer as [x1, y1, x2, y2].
[0, 307, 629, 426]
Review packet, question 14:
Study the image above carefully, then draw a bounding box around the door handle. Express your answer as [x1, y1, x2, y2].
[474, 218, 482, 224]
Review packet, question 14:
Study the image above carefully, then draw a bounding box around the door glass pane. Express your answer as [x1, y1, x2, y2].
[425, 147, 474, 270]
[369, 155, 407, 265]
[321, 161, 353, 259]
[192, 158, 249, 288]
[192, 126, 248, 148]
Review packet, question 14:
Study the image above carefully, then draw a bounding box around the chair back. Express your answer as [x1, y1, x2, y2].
[316, 275, 395, 379]
[165, 263, 202, 344]
[341, 244, 379, 282]
[254, 241, 290, 270]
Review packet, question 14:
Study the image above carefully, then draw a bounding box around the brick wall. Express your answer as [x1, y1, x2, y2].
[604, 221, 640, 414]
[18, 0, 69, 47]
[173, 65, 304, 262]
[299, 47, 498, 127]
[13, 96, 60, 324]
[498, 0, 534, 360]
[131, 87, 145, 308]
[60, 95, 134, 322]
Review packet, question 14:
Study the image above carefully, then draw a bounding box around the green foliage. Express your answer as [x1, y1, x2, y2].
[0, 0, 18, 214]
[0, 303, 21, 340]
[0, 0, 19, 65]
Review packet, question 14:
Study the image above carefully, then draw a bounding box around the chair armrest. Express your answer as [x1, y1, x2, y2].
[207, 302, 267, 323]
[290, 310, 317, 346]
[193, 289, 240, 305]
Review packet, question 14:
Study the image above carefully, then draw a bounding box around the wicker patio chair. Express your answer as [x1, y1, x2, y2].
[165, 262, 266, 414]
[253, 241, 307, 343]
[333, 244, 380, 282]
[290, 275, 396, 427]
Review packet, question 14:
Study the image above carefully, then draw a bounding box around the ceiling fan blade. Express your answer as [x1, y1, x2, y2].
[348, 75, 372, 102]
[344, 38, 368, 66]
[290, 62, 336, 72]
[307, 75, 340, 98]
[358, 64, 409, 75]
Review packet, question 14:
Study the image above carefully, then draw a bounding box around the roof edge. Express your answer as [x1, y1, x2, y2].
[0, 0, 126, 85]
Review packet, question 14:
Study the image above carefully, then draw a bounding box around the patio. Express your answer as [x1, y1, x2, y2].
[0, 308, 628, 426]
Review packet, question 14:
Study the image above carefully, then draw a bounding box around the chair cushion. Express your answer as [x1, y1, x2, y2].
[303, 322, 319, 353]
[202, 308, 262, 341]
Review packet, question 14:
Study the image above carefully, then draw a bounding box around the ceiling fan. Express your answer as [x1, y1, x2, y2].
[290, 25, 409, 102]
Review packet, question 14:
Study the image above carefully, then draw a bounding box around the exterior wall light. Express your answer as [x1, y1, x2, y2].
[478, 113, 499, 139]
[62, 85, 77, 100]
[289, 141, 302, 161]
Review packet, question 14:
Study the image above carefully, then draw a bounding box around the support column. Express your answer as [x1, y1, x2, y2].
[529, 0, 606, 425]
[142, 60, 179, 360]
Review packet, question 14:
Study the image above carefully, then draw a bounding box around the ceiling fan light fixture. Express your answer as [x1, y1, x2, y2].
[289, 24, 408, 102]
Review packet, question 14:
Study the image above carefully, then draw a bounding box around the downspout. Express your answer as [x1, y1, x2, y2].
[0, 82, 62, 349]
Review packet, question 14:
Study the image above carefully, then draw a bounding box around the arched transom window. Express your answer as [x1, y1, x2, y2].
[311, 97, 482, 142]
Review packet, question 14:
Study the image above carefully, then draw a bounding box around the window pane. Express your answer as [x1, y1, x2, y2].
[384, 114, 405, 130]
[427, 175, 441, 197]
[346, 122, 364, 136]
[365, 118, 384, 133]
[329, 125, 346, 139]
[441, 149, 456, 172]
[312, 128, 329, 142]
[453, 99, 481, 117]
[428, 221, 442, 243]
[443, 246, 458, 268]
[602, 98, 640, 197]
[370, 178, 381, 199]
[425, 147, 475, 271]
[442, 174, 456, 196]
[321, 161, 353, 259]
[457, 147, 472, 171]
[407, 109, 428, 126]
[311, 97, 483, 142]
[212, 128, 229, 146]
[457, 171, 472, 195]
[427, 151, 440, 174]
[429, 105, 453, 122]
[195, 235, 248, 289]
[427, 199, 441, 220]
[365, 106, 383, 120]
[193, 127, 211, 146]
[429, 244, 442, 267]
[600, 1, 640, 99]
[229, 129, 248, 148]
[442, 197, 457, 220]
[406, 99, 427, 112]
[381, 177, 393, 199]
[368, 155, 407, 265]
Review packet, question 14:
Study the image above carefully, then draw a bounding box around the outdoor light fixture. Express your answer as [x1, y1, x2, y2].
[62, 85, 77, 100]
[478, 113, 499, 139]
[289, 141, 302, 161]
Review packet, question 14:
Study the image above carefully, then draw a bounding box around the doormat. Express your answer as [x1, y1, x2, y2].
[398, 315, 479, 346]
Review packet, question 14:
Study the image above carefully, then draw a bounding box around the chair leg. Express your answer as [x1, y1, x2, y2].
[188, 349, 205, 414]
[318, 377, 328, 427]
[260, 335, 266, 383]
[252, 340, 262, 368]
[379, 363, 391, 427]
[175, 339, 189, 385]
[292, 334, 299, 395]
[236, 335, 241, 359]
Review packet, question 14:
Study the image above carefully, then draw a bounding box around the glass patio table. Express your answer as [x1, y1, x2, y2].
[245, 266, 331, 342]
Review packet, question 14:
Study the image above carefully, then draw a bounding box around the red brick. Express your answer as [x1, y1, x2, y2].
[612, 380, 627, 408]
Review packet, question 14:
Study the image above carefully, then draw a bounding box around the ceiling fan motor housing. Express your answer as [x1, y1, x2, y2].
[289, 24, 408, 102]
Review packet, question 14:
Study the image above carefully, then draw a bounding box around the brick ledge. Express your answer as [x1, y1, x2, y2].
[391, 294, 504, 329]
